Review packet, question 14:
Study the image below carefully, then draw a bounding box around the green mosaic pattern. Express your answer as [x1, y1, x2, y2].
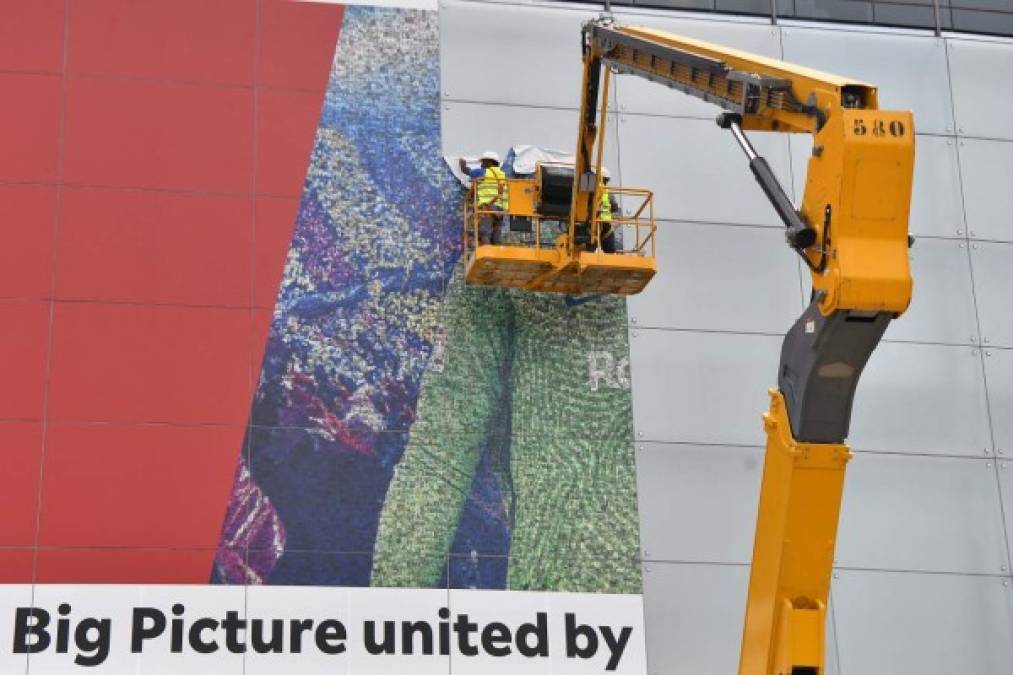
[372, 264, 641, 593]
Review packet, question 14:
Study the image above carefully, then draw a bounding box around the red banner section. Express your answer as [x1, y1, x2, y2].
[0, 0, 344, 583]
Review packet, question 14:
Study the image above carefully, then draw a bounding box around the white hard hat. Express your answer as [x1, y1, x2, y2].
[480, 150, 501, 163]
[599, 166, 611, 180]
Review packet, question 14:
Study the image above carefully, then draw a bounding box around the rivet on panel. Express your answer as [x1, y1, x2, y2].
[957, 229, 963, 235]
[986, 463, 992, 468]
[971, 336, 977, 342]
[985, 449, 991, 455]
[971, 231, 977, 237]
[631, 330, 639, 338]
[638, 431, 644, 438]
[973, 244, 979, 250]
[638, 445, 645, 452]
[832, 573, 839, 579]
[959, 243, 965, 248]
[987, 351, 993, 357]
[631, 317, 638, 324]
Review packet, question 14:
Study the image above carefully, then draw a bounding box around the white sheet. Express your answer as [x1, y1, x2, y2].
[444, 145, 577, 187]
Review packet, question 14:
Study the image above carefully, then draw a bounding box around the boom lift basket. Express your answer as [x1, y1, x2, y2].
[462, 162, 657, 295]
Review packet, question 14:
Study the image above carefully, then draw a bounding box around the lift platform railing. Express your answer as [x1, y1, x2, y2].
[588, 185, 656, 258]
[462, 167, 656, 261]
[463, 178, 545, 250]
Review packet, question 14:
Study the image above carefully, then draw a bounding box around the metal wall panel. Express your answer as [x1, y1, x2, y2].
[630, 328, 781, 445]
[782, 27, 954, 134]
[984, 348, 1013, 458]
[948, 37, 1013, 140]
[791, 0, 875, 23]
[884, 236, 976, 345]
[618, 114, 793, 225]
[636, 443, 763, 563]
[440, 0, 595, 109]
[611, 12, 780, 119]
[959, 138, 1013, 242]
[441, 101, 621, 173]
[825, 604, 842, 675]
[631, 0, 715, 9]
[951, 0, 1013, 10]
[833, 570, 1013, 675]
[715, 0, 793, 15]
[908, 134, 965, 238]
[786, 135, 816, 228]
[626, 222, 803, 333]
[641, 562, 749, 675]
[999, 459, 1013, 567]
[837, 453, 1008, 574]
[848, 342, 991, 456]
[641, 562, 840, 675]
[874, 2, 944, 30]
[971, 241, 1013, 348]
[953, 8, 1013, 35]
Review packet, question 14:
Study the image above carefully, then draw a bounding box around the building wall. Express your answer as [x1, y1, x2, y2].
[441, 1, 1013, 672]
[2, 0, 1011, 672]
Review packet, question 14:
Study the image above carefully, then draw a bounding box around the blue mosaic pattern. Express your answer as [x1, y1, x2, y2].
[216, 6, 461, 585]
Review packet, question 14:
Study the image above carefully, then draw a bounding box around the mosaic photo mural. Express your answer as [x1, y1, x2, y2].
[215, 5, 641, 594]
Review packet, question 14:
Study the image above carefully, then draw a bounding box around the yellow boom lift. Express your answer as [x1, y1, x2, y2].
[464, 16, 915, 675]
[588, 19, 915, 675]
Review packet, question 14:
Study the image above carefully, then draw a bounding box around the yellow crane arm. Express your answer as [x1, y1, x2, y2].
[574, 18, 915, 675]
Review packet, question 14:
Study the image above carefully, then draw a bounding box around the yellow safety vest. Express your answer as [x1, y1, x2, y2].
[599, 188, 613, 223]
[476, 166, 508, 209]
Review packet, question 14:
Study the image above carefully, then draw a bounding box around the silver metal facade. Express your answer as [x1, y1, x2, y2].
[440, 2, 1013, 671]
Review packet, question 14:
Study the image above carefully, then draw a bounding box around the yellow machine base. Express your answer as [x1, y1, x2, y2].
[465, 245, 656, 295]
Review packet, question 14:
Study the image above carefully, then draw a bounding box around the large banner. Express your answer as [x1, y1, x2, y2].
[2, 4, 646, 674]
[213, 3, 643, 596]
[4, 586, 645, 674]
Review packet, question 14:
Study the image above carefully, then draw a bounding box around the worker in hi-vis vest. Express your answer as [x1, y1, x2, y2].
[459, 151, 509, 245]
[597, 166, 620, 253]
